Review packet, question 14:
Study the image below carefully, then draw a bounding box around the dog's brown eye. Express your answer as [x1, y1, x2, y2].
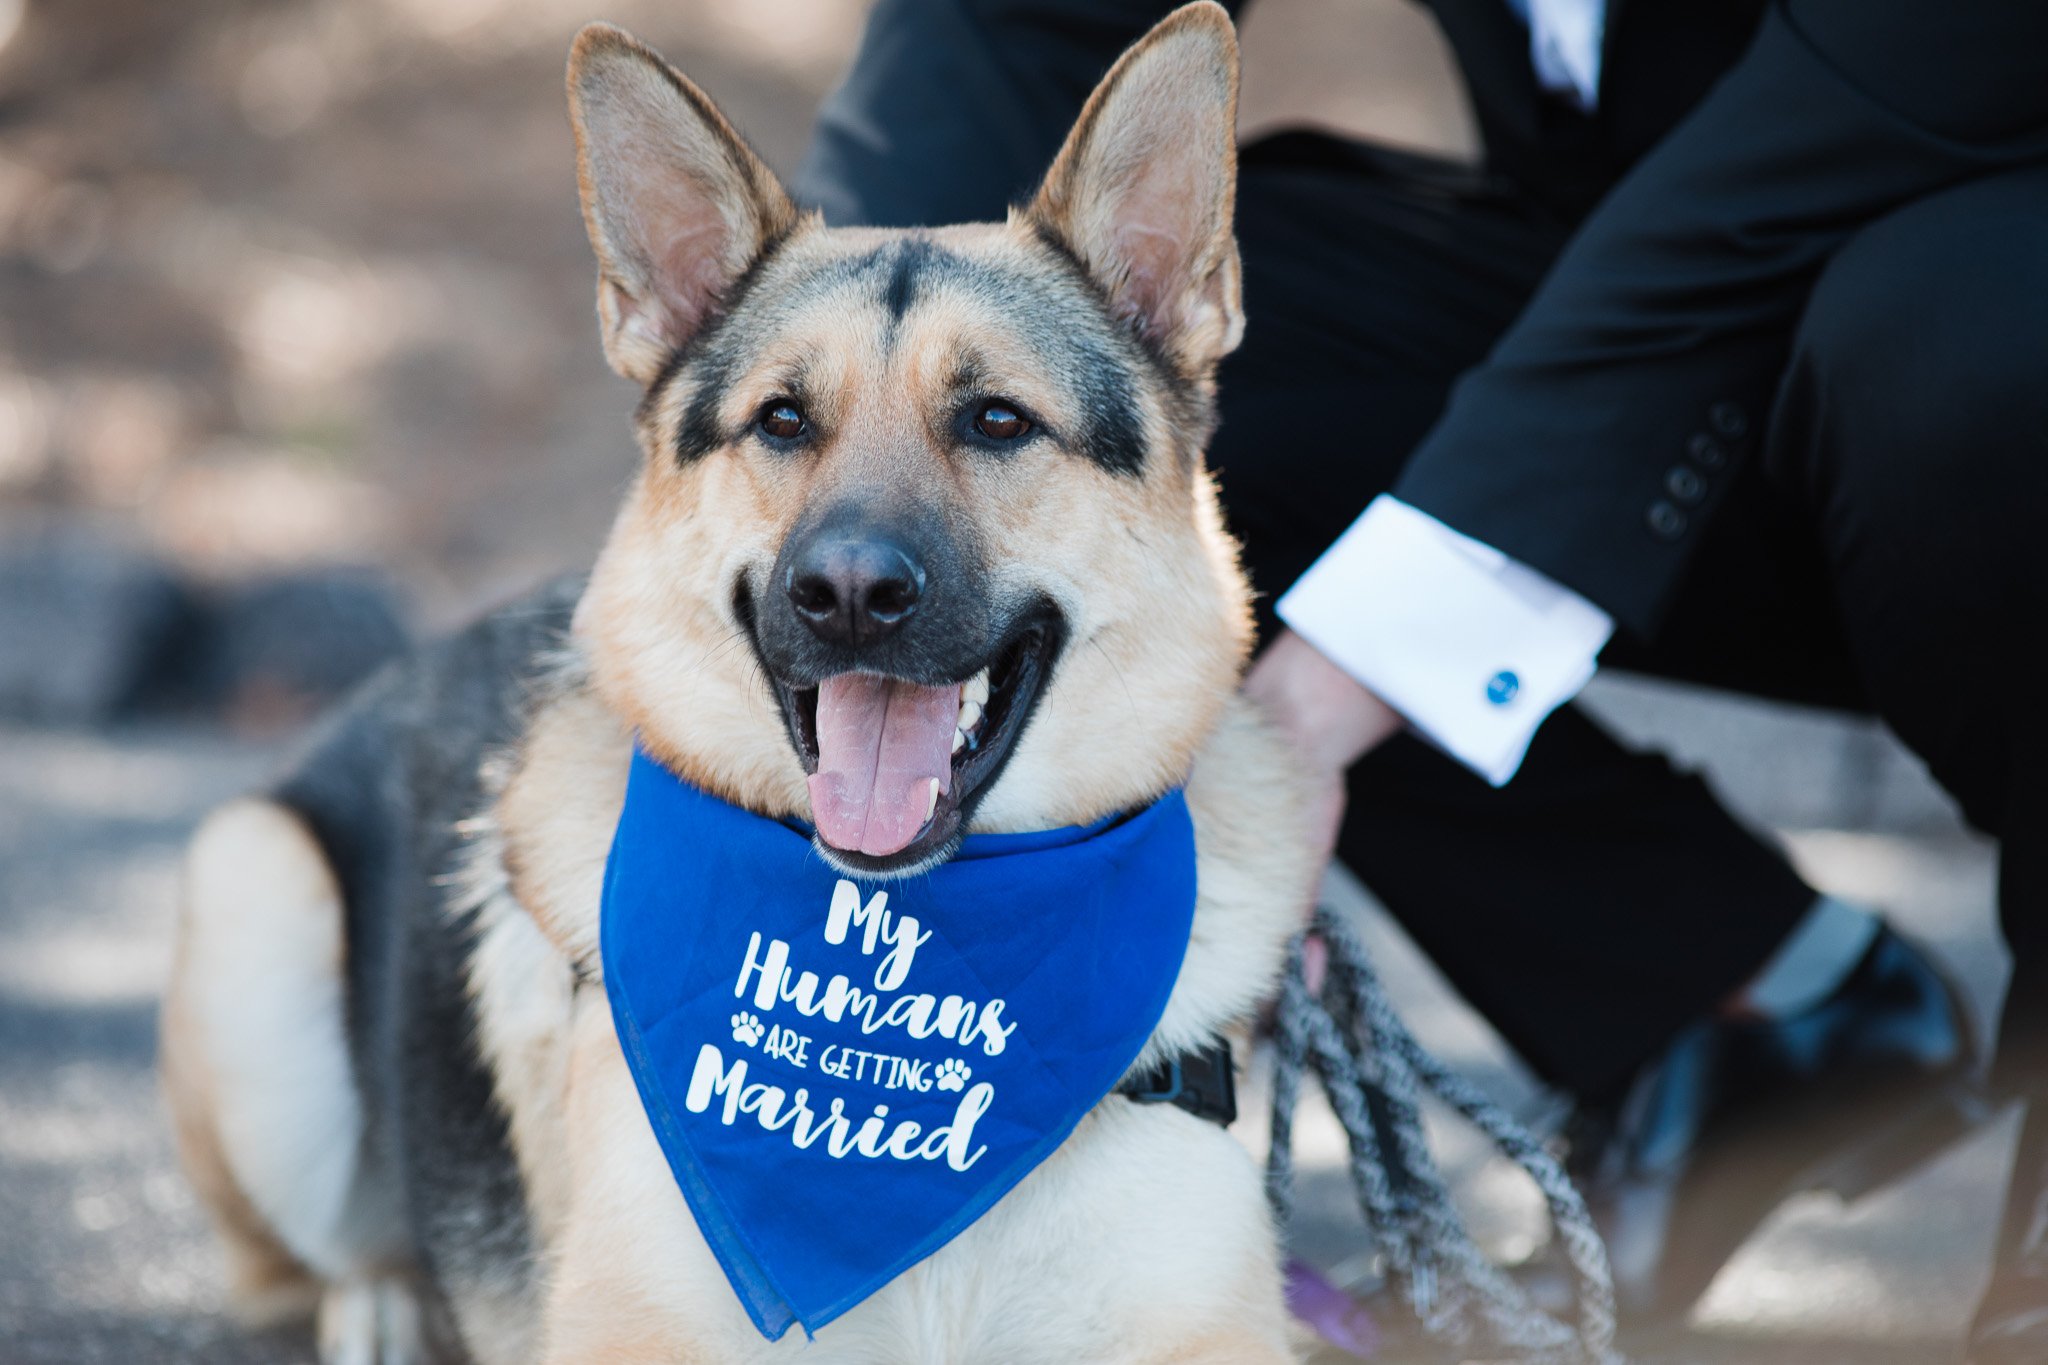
[758, 403, 806, 440]
[973, 403, 1029, 441]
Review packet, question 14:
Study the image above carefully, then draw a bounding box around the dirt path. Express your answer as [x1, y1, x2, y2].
[0, 724, 307, 1363]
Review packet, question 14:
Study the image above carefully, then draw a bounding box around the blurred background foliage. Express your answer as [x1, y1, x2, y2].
[0, 0, 1469, 724]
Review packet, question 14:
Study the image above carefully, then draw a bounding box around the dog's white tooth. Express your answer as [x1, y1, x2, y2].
[952, 728, 967, 755]
[963, 669, 990, 707]
[925, 777, 942, 821]
[957, 699, 983, 734]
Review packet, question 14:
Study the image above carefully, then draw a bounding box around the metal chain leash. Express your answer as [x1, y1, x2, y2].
[1267, 907, 1625, 1364]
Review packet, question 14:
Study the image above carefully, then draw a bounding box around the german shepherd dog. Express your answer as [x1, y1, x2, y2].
[160, 5, 1320, 1361]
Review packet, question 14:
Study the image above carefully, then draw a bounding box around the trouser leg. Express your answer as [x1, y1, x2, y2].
[1213, 135, 1819, 1101]
[1770, 161, 2048, 1355]
[1765, 162, 2048, 1076]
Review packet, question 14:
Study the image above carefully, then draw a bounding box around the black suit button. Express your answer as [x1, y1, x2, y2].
[1709, 401, 1749, 439]
[1647, 500, 1687, 540]
[1666, 466, 1706, 504]
[1687, 432, 1726, 469]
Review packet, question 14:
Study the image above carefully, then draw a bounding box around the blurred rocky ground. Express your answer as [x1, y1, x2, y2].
[0, 0, 2008, 1360]
[0, 0, 888, 726]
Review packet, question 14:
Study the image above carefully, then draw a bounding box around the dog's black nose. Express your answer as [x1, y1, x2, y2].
[785, 536, 925, 647]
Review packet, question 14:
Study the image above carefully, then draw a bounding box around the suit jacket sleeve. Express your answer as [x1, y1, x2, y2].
[794, 0, 1248, 229]
[1392, 0, 2048, 639]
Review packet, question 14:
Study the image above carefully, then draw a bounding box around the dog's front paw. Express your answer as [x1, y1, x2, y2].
[934, 1058, 972, 1092]
[318, 1277, 425, 1365]
[731, 1012, 765, 1047]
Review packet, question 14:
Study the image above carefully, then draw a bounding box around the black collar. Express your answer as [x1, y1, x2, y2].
[1116, 1039, 1237, 1126]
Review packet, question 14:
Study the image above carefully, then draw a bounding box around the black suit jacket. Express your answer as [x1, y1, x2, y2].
[797, 0, 2048, 638]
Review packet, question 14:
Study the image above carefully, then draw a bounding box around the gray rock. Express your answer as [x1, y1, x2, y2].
[155, 569, 410, 718]
[0, 515, 188, 724]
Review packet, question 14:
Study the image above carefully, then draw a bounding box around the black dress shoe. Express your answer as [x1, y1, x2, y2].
[1564, 926, 1985, 1327]
[1967, 1100, 2048, 1364]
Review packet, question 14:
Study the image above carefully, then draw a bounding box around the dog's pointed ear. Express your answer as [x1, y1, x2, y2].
[1026, 2, 1243, 369]
[568, 24, 797, 384]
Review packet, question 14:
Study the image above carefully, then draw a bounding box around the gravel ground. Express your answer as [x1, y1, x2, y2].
[0, 724, 310, 1363]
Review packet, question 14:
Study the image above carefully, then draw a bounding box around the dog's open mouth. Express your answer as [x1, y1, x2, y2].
[769, 620, 1061, 874]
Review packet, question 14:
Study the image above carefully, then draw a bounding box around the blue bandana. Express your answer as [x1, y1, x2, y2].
[600, 747, 1199, 1341]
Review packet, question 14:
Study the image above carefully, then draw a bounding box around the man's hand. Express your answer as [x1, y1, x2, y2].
[1241, 629, 1404, 888]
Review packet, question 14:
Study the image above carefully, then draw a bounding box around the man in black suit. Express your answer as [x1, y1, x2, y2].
[795, 0, 2048, 1353]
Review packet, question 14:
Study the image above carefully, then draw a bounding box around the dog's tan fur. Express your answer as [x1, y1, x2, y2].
[571, 8, 1250, 840]
[160, 922, 319, 1328]
[165, 6, 1321, 1361]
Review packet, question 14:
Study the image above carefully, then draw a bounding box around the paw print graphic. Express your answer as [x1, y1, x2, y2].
[934, 1058, 973, 1092]
[730, 1012, 765, 1047]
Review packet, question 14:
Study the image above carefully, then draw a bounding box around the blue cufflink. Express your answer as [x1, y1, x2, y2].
[1486, 670, 1520, 706]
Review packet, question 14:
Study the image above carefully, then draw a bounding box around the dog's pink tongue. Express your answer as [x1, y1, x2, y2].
[808, 674, 957, 857]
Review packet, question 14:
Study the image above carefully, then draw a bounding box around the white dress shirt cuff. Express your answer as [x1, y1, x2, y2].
[1275, 495, 1614, 787]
